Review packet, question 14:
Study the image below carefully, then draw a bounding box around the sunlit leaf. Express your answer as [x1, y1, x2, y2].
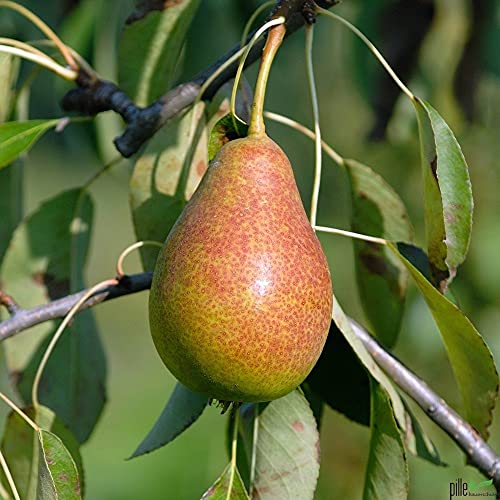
[388, 242, 498, 438]
[0, 189, 106, 443]
[0, 406, 84, 500]
[363, 381, 408, 500]
[346, 159, 413, 347]
[38, 429, 81, 499]
[129, 102, 207, 269]
[414, 99, 473, 288]
[305, 320, 370, 425]
[119, 0, 201, 106]
[130, 383, 207, 458]
[0, 120, 59, 169]
[201, 463, 249, 500]
[237, 390, 320, 500]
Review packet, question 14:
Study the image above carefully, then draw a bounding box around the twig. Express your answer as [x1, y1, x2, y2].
[60, 0, 339, 158]
[0, 291, 20, 316]
[350, 320, 500, 493]
[0, 272, 499, 490]
[0, 272, 152, 340]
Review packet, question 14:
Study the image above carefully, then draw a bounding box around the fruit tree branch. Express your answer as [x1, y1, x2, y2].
[0, 272, 499, 491]
[60, 0, 338, 158]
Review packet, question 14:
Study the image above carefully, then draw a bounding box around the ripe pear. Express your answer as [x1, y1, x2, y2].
[149, 133, 332, 402]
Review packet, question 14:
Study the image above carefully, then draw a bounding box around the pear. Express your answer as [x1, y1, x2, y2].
[149, 133, 332, 402]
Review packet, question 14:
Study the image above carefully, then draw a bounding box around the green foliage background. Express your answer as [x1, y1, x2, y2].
[2, 0, 500, 498]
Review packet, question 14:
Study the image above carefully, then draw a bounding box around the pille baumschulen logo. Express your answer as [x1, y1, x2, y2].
[449, 478, 495, 498]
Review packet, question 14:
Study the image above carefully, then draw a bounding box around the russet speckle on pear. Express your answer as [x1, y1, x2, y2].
[149, 133, 332, 402]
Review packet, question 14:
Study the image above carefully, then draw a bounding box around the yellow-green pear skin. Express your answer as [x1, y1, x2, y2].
[149, 134, 332, 402]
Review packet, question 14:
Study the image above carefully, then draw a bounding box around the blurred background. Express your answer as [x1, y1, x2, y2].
[1, 0, 500, 498]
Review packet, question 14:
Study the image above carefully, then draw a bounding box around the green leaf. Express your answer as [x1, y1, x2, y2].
[130, 383, 207, 458]
[118, 0, 201, 106]
[0, 120, 59, 169]
[0, 406, 84, 500]
[0, 189, 106, 443]
[208, 113, 248, 162]
[305, 320, 370, 425]
[363, 381, 408, 500]
[332, 296, 407, 432]
[237, 390, 320, 500]
[388, 242, 499, 438]
[346, 159, 413, 347]
[37, 429, 81, 499]
[201, 463, 249, 500]
[130, 102, 208, 270]
[414, 99, 473, 288]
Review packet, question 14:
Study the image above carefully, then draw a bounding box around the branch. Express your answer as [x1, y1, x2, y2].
[61, 0, 338, 158]
[1, 273, 499, 490]
[0, 273, 152, 340]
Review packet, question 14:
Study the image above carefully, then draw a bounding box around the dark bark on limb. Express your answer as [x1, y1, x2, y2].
[1, 272, 499, 493]
[61, 0, 338, 158]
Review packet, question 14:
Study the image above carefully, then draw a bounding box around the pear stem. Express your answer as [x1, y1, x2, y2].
[230, 17, 285, 132]
[248, 23, 286, 136]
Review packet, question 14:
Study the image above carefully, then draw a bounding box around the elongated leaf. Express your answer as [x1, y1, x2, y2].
[305, 320, 370, 425]
[414, 99, 473, 288]
[201, 463, 249, 500]
[130, 383, 207, 458]
[237, 390, 320, 500]
[363, 381, 408, 500]
[0, 120, 59, 169]
[130, 102, 207, 270]
[388, 242, 498, 438]
[332, 297, 407, 431]
[119, 0, 201, 106]
[346, 159, 413, 347]
[1, 189, 106, 443]
[1, 406, 83, 500]
[38, 430, 81, 499]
